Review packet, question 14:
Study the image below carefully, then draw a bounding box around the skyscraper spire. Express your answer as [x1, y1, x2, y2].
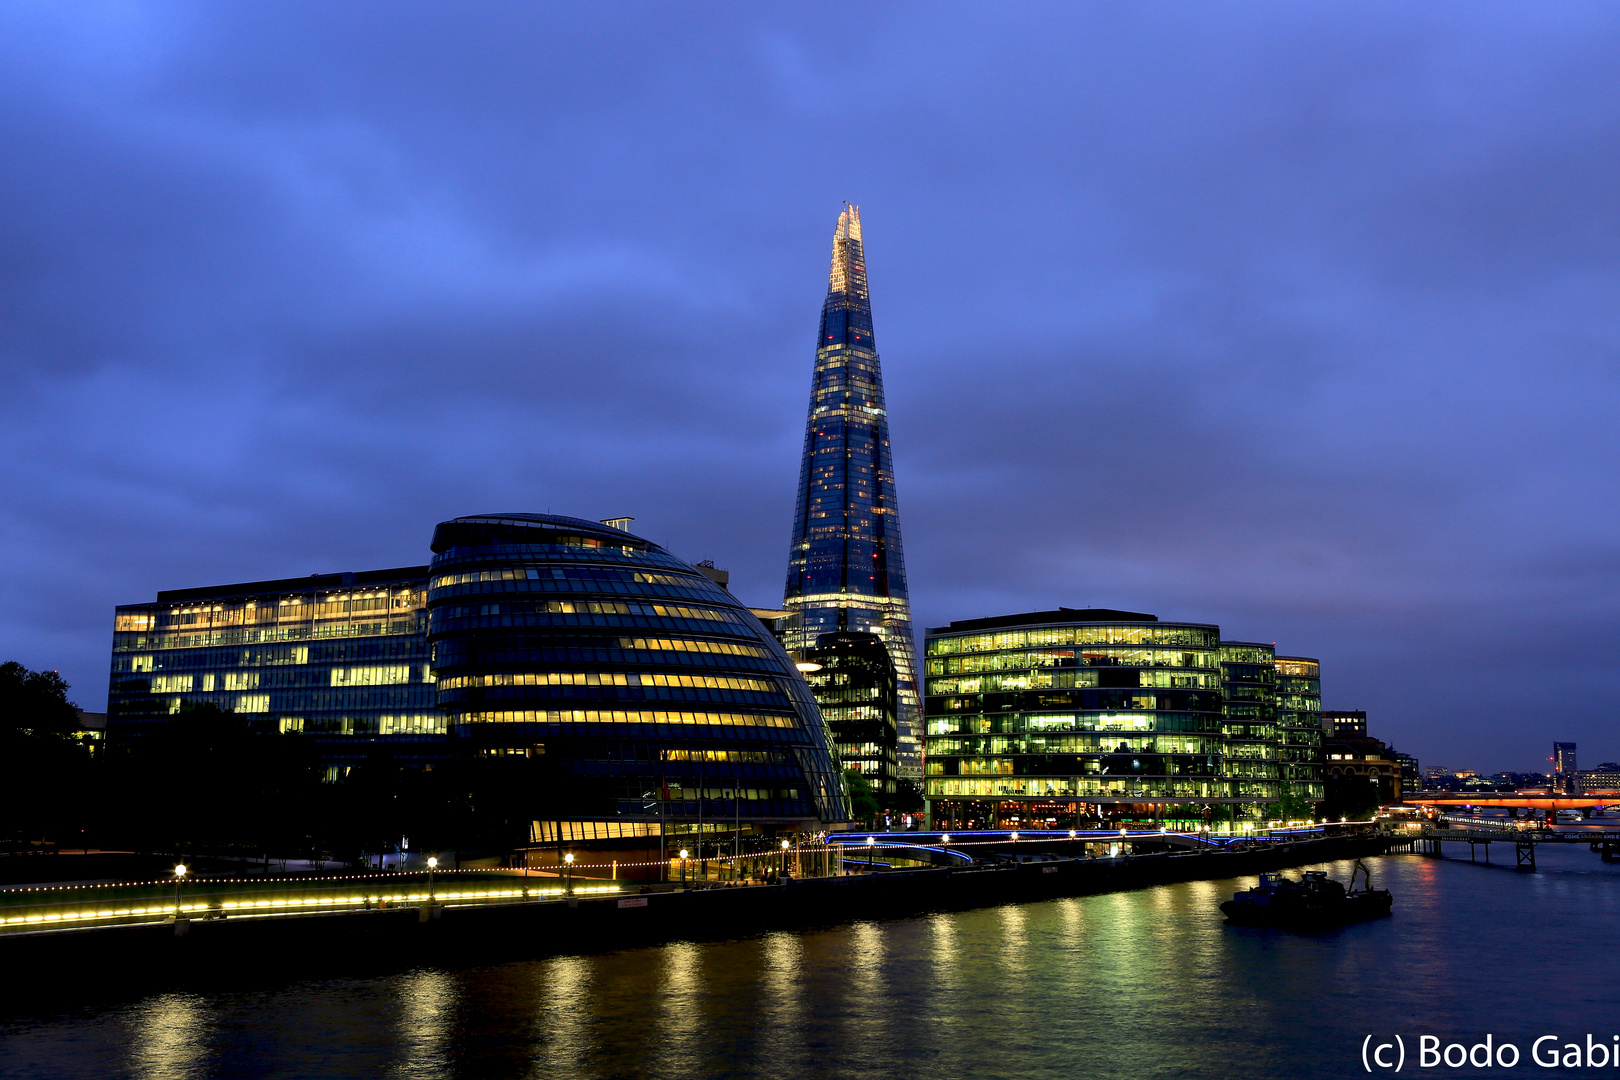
[784, 205, 922, 776]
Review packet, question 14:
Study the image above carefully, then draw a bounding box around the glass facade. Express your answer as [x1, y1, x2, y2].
[800, 631, 899, 795]
[1220, 643, 1280, 815]
[428, 514, 847, 842]
[1275, 655, 1325, 802]
[107, 568, 440, 771]
[922, 610, 1234, 828]
[782, 205, 922, 776]
[922, 609, 1329, 830]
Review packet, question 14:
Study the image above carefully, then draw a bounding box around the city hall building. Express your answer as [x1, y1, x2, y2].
[107, 514, 849, 847]
[426, 514, 848, 843]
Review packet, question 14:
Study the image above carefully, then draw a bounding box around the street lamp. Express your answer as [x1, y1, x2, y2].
[172, 863, 187, 919]
[1010, 831, 1019, 841]
[866, 834, 875, 871]
[679, 848, 689, 888]
[426, 856, 438, 904]
[564, 852, 574, 895]
[780, 838, 790, 878]
[1068, 829, 1077, 839]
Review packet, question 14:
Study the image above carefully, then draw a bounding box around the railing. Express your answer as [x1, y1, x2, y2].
[0, 845, 849, 936]
[0, 827, 1376, 937]
[0, 869, 630, 936]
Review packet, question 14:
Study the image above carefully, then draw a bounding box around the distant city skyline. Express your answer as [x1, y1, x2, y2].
[4, 6, 1620, 775]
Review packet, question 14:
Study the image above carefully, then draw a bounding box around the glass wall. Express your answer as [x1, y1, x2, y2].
[800, 631, 899, 794]
[922, 615, 1235, 829]
[1275, 656, 1325, 802]
[782, 206, 922, 776]
[107, 567, 440, 768]
[429, 514, 848, 844]
[1220, 642, 1280, 816]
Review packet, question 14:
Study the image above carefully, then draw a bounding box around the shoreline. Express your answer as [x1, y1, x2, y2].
[0, 834, 1390, 995]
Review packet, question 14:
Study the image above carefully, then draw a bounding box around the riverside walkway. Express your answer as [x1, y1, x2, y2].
[0, 828, 1385, 971]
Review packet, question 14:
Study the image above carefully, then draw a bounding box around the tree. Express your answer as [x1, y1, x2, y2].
[107, 702, 325, 856]
[0, 661, 81, 741]
[0, 661, 92, 843]
[880, 776, 925, 816]
[1265, 782, 1316, 823]
[843, 768, 880, 827]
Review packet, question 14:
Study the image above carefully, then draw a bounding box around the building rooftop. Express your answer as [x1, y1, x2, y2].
[152, 566, 430, 603]
[430, 513, 651, 554]
[928, 607, 1165, 635]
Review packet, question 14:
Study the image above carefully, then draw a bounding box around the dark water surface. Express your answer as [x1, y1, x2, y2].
[3, 848, 1619, 1079]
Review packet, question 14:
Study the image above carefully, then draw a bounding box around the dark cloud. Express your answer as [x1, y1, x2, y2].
[2, 2, 1619, 772]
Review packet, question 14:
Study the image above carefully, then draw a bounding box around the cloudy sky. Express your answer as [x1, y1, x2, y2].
[3, 3, 1618, 772]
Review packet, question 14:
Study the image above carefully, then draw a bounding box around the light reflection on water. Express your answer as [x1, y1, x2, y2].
[5, 849, 1620, 1080]
[391, 969, 458, 1080]
[126, 992, 210, 1080]
[528, 956, 594, 1080]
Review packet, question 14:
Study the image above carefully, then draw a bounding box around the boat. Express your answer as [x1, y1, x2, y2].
[1220, 861, 1392, 927]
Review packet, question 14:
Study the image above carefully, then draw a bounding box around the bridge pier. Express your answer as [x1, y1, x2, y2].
[1515, 840, 1536, 872]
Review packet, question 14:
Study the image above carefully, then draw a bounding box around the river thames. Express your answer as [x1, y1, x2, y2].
[2, 845, 1617, 1079]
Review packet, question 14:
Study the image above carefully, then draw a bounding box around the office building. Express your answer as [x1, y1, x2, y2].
[428, 513, 847, 844]
[798, 631, 900, 795]
[1323, 710, 1368, 738]
[1275, 656, 1326, 803]
[1580, 763, 1620, 792]
[922, 609, 1235, 829]
[782, 205, 922, 776]
[107, 567, 441, 772]
[1220, 643, 1281, 811]
[1324, 732, 1403, 817]
[1391, 750, 1421, 794]
[1553, 742, 1579, 794]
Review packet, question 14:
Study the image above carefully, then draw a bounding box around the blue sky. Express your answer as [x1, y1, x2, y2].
[3, 2, 1618, 773]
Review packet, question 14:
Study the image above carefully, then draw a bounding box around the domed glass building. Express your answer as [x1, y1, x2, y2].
[427, 514, 847, 852]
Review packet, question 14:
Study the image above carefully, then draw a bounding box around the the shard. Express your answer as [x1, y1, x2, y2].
[783, 205, 922, 776]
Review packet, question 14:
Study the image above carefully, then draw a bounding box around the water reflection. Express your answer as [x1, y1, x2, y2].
[1057, 897, 1084, 950]
[648, 941, 704, 1077]
[844, 922, 887, 1050]
[13, 852, 1620, 1080]
[997, 904, 1029, 978]
[758, 931, 802, 1019]
[391, 969, 458, 1080]
[528, 955, 596, 1079]
[125, 992, 210, 1080]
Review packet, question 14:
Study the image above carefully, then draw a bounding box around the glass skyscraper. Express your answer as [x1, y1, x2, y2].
[783, 205, 922, 775]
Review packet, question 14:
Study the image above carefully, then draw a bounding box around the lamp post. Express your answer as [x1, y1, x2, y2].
[780, 838, 790, 878]
[172, 862, 187, 919]
[564, 852, 574, 895]
[426, 856, 438, 904]
[866, 834, 875, 871]
[679, 848, 689, 889]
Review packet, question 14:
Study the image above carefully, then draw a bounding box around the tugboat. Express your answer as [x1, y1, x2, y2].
[1220, 861, 1393, 927]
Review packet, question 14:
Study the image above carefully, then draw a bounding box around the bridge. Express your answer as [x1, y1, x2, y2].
[1387, 816, 1620, 870]
[1404, 791, 1618, 811]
